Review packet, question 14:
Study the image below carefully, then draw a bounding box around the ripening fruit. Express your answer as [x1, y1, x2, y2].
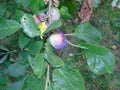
[49, 32, 67, 49]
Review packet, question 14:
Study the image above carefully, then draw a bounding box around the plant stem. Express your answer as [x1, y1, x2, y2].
[45, 1, 52, 90]
[45, 64, 50, 90]
[67, 40, 87, 49]
[48, 0, 52, 24]
[64, 33, 74, 36]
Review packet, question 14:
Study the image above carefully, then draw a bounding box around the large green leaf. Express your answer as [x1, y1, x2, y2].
[0, 17, 21, 40]
[45, 45, 64, 67]
[80, 43, 115, 75]
[21, 14, 40, 38]
[24, 74, 46, 90]
[30, 0, 45, 13]
[43, 19, 62, 34]
[7, 62, 28, 77]
[28, 53, 46, 78]
[25, 41, 43, 55]
[19, 32, 31, 49]
[74, 22, 102, 44]
[51, 66, 85, 90]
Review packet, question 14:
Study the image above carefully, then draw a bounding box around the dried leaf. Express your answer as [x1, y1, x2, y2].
[78, 0, 93, 22]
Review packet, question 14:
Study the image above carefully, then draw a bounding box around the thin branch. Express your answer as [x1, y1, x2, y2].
[45, 64, 50, 90]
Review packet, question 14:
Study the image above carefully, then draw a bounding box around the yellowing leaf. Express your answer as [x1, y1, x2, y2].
[38, 22, 47, 39]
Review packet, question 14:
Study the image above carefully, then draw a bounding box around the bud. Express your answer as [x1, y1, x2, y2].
[39, 13, 48, 21]
[49, 32, 67, 49]
[33, 14, 41, 24]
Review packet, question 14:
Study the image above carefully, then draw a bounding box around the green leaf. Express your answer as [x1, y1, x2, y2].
[45, 47, 64, 67]
[30, 0, 45, 13]
[24, 74, 46, 90]
[51, 66, 85, 90]
[14, 0, 30, 8]
[26, 41, 43, 55]
[0, 54, 8, 64]
[0, 4, 6, 16]
[12, 9, 24, 22]
[43, 19, 62, 34]
[7, 62, 28, 77]
[60, 6, 72, 19]
[93, 0, 101, 8]
[0, 17, 22, 40]
[76, 0, 82, 3]
[0, 44, 9, 51]
[74, 22, 101, 44]
[0, 73, 8, 86]
[60, 0, 77, 15]
[80, 43, 115, 75]
[7, 80, 24, 90]
[19, 32, 31, 49]
[21, 14, 40, 38]
[28, 53, 46, 78]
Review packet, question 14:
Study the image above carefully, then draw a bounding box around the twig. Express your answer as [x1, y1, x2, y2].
[45, 64, 50, 90]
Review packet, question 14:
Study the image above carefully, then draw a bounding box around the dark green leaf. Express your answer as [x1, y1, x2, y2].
[74, 22, 101, 44]
[12, 9, 24, 22]
[80, 43, 115, 75]
[51, 66, 85, 90]
[60, 6, 72, 19]
[60, 0, 77, 15]
[19, 32, 31, 49]
[0, 74, 8, 86]
[0, 17, 22, 40]
[30, 0, 45, 13]
[0, 44, 9, 51]
[28, 53, 46, 78]
[0, 54, 8, 64]
[14, 0, 30, 8]
[45, 46, 64, 67]
[7, 80, 24, 90]
[43, 19, 62, 34]
[21, 14, 40, 38]
[26, 41, 43, 55]
[24, 74, 46, 90]
[7, 62, 28, 77]
[0, 4, 6, 16]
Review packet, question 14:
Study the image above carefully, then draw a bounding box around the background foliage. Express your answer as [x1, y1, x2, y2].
[0, 0, 120, 90]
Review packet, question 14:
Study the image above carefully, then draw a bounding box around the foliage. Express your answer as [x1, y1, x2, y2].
[0, 0, 117, 90]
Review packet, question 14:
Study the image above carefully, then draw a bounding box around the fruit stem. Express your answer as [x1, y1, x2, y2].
[67, 40, 86, 49]
[64, 33, 74, 36]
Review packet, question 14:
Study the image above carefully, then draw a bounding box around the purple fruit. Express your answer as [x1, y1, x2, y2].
[49, 32, 67, 49]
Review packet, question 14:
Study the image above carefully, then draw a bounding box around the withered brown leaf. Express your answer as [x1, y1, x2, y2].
[78, 0, 93, 22]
